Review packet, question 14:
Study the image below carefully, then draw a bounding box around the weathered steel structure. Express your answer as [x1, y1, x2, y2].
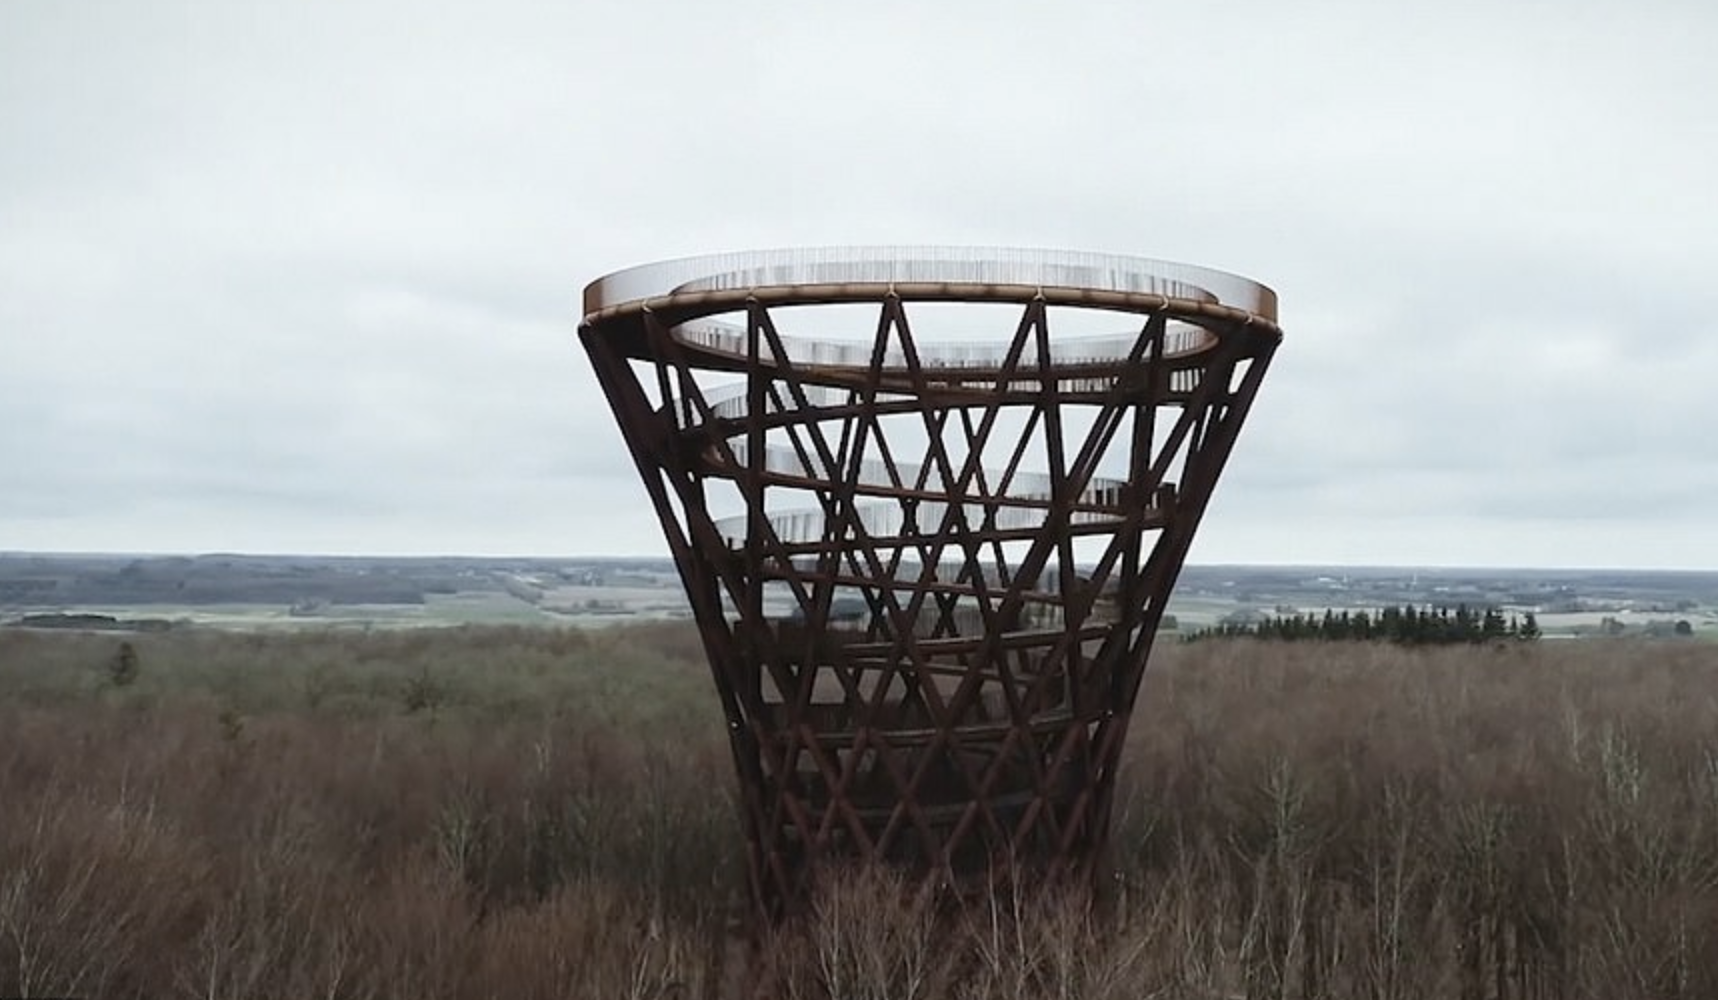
[580, 248, 1280, 919]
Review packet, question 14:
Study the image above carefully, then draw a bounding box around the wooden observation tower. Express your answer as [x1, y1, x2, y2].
[579, 247, 1281, 921]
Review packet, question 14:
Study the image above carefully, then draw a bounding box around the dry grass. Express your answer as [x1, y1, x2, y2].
[3, 626, 1718, 998]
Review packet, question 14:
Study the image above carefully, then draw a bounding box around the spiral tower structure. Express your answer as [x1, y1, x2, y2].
[579, 247, 1281, 919]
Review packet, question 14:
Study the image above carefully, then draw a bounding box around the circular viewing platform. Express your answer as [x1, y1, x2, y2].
[581, 246, 1278, 353]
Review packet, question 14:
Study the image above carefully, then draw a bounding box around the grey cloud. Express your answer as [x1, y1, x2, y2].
[2, 0, 1713, 566]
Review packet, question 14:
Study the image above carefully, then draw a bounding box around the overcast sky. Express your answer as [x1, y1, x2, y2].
[3, 0, 1713, 569]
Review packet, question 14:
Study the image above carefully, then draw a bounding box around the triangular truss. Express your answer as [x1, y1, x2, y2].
[583, 288, 1278, 920]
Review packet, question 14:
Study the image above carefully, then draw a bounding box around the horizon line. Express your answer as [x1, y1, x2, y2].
[2, 550, 1713, 576]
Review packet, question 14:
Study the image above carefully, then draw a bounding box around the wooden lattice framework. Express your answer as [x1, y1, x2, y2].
[579, 249, 1281, 921]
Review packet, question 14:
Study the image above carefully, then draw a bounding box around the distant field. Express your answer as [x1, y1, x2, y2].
[6, 555, 1716, 641]
[15, 594, 555, 630]
[21, 595, 1715, 643]
[1535, 608, 1718, 639]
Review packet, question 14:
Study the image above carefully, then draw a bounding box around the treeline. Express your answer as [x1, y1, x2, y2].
[1188, 604, 1541, 644]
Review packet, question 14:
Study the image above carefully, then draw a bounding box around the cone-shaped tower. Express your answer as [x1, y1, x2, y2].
[580, 248, 1280, 920]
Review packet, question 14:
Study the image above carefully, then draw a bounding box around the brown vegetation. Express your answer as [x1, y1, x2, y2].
[3, 625, 1717, 998]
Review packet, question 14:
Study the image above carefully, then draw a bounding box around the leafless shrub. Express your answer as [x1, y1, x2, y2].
[3, 627, 1718, 997]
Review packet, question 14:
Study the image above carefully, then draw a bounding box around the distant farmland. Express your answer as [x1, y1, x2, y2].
[4, 553, 1715, 637]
